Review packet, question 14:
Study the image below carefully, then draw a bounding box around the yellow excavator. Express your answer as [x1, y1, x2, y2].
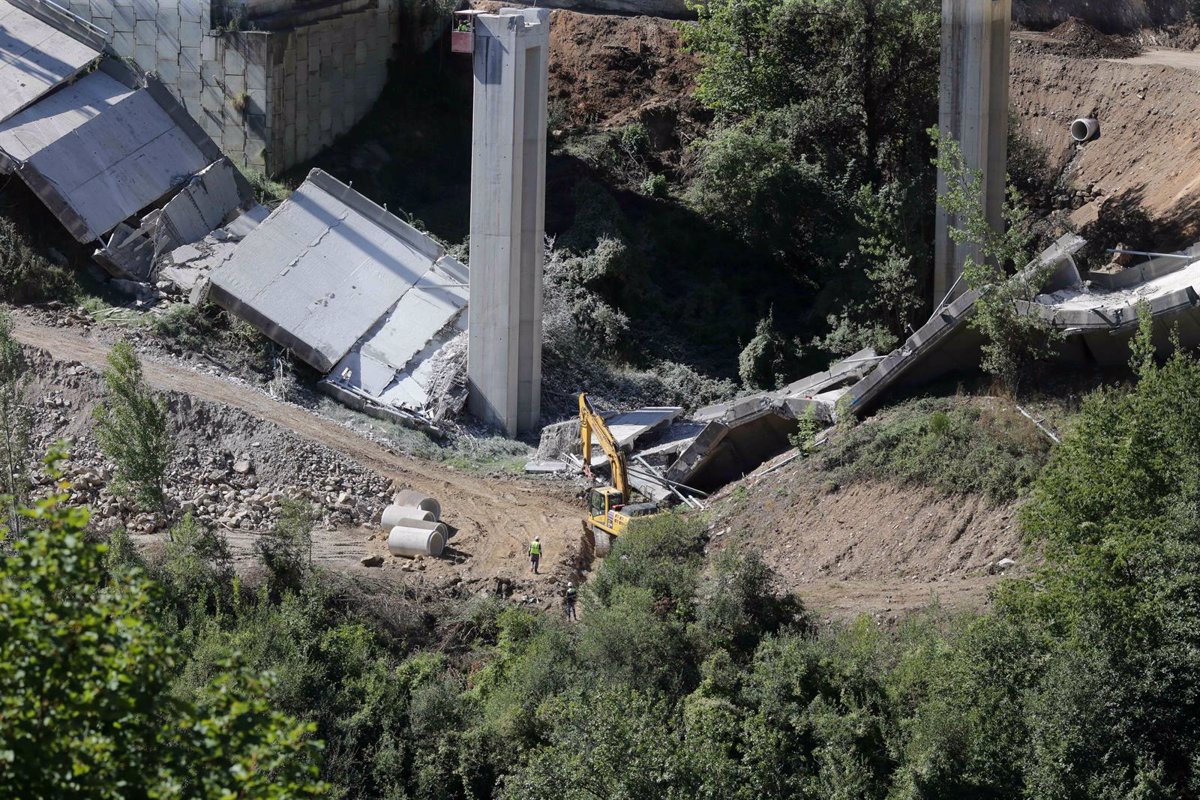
[579, 393, 661, 554]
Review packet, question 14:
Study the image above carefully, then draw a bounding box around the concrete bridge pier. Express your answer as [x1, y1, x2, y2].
[934, 0, 1012, 305]
[466, 7, 550, 437]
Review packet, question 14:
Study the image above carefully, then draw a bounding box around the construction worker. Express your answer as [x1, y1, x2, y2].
[564, 581, 578, 621]
[528, 537, 542, 574]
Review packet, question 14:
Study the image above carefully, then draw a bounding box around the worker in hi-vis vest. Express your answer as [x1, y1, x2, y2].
[528, 537, 542, 574]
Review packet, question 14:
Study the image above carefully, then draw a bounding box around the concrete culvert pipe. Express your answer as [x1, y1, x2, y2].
[388, 520, 448, 557]
[381, 504, 436, 528]
[391, 489, 441, 521]
[1071, 118, 1099, 143]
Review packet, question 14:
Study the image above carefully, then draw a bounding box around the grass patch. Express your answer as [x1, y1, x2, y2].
[314, 397, 535, 473]
[818, 397, 1053, 502]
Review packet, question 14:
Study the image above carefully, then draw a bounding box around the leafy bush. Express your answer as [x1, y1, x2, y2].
[0, 216, 77, 304]
[819, 397, 1052, 501]
[0, 312, 30, 537]
[641, 172, 669, 198]
[690, 122, 836, 262]
[0, 451, 326, 797]
[256, 498, 316, 594]
[738, 310, 800, 390]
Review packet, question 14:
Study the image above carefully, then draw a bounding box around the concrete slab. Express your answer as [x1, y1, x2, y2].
[328, 256, 469, 415]
[0, 70, 211, 242]
[208, 168, 457, 373]
[0, 0, 102, 123]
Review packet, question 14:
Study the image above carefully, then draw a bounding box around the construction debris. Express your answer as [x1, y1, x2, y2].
[0, 64, 220, 244]
[538, 232, 1200, 500]
[207, 169, 469, 431]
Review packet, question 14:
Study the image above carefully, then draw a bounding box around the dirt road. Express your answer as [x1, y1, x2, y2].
[12, 315, 585, 596]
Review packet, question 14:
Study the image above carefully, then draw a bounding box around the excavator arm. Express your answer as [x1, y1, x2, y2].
[579, 393, 630, 503]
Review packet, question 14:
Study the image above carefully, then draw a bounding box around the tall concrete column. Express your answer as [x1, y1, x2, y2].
[934, 0, 1011, 305]
[467, 7, 549, 437]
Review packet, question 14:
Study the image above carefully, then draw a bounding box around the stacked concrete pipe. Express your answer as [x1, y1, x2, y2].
[382, 490, 447, 557]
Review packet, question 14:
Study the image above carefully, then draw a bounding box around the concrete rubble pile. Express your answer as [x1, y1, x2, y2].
[0, 0, 264, 297]
[538, 232, 1200, 501]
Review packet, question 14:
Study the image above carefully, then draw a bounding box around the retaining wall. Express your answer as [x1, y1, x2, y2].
[67, 0, 402, 173]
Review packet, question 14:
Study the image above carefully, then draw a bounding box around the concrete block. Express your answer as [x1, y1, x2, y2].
[221, 124, 245, 152]
[246, 63, 266, 91]
[156, 27, 180, 59]
[201, 34, 216, 61]
[223, 46, 244, 74]
[178, 70, 202, 99]
[134, 18, 156, 45]
[135, 42, 156, 68]
[180, 0, 204, 21]
[224, 71, 245, 95]
[180, 45, 201, 73]
[156, 59, 180, 84]
[112, 5, 135, 31]
[180, 20, 203, 49]
[112, 31, 135, 56]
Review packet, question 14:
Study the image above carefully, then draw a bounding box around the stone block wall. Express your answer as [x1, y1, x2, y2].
[68, 0, 400, 173]
[262, 3, 398, 170]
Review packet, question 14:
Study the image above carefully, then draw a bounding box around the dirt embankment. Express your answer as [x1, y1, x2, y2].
[547, 11, 703, 134]
[709, 465, 1025, 621]
[1011, 28, 1200, 251]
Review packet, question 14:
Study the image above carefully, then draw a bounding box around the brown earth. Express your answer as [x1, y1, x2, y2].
[1011, 29, 1200, 251]
[546, 10, 703, 134]
[1045, 17, 1143, 58]
[708, 467, 1027, 621]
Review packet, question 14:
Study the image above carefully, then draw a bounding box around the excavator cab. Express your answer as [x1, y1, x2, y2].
[587, 487, 625, 530]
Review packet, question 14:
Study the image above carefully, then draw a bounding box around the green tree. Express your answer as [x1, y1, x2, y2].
[0, 449, 327, 798]
[0, 311, 30, 537]
[256, 497, 317, 594]
[684, 0, 939, 182]
[93, 340, 172, 513]
[738, 310, 797, 390]
[933, 128, 1056, 392]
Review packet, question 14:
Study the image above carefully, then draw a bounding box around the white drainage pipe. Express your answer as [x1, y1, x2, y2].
[388, 520, 448, 557]
[381, 504, 436, 528]
[391, 489, 441, 521]
[1071, 118, 1099, 143]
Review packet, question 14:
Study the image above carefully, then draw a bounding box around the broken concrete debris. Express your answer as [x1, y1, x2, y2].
[97, 158, 260, 283]
[540, 233, 1200, 500]
[206, 168, 469, 430]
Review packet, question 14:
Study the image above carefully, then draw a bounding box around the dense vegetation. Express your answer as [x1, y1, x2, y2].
[819, 397, 1053, 502]
[682, 0, 940, 364]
